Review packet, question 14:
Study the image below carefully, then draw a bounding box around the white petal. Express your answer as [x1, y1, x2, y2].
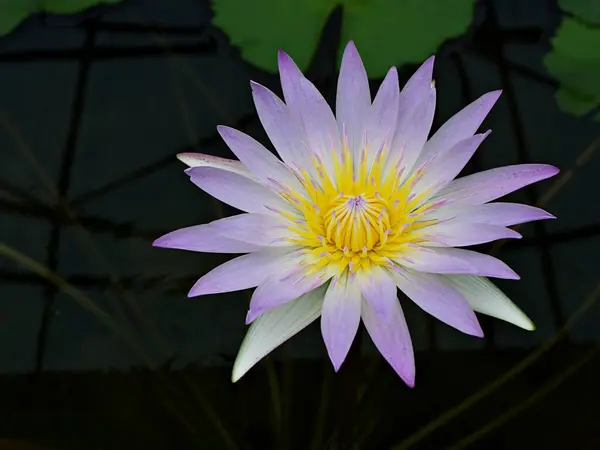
[443, 275, 535, 330]
[232, 285, 327, 382]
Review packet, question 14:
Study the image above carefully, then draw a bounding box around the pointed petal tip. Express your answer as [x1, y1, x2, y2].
[245, 309, 261, 325]
[396, 367, 415, 388]
[176, 153, 199, 167]
[152, 236, 168, 248]
[344, 40, 358, 53]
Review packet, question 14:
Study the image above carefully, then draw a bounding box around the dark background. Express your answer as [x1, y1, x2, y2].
[0, 0, 599, 449]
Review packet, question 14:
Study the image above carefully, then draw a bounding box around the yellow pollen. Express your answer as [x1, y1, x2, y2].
[277, 141, 440, 276]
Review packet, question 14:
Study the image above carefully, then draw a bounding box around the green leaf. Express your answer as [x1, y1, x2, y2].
[559, 0, 600, 25]
[212, 0, 476, 77]
[340, 0, 475, 78]
[212, 0, 338, 73]
[0, 0, 125, 36]
[544, 18, 600, 119]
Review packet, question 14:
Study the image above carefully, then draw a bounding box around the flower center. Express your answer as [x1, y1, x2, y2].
[272, 143, 442, 276]
[323, 193, 391, 253]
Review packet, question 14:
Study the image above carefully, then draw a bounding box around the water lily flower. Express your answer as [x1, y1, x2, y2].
[154, 41, 558, 386]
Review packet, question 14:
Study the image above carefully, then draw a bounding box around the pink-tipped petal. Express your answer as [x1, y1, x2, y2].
[434, 164, 560, 206]
[320, 275, 362, 371]
[417, 222, 522, 247]
[185, 166, 294, 215]
[388, 56, 436, 175]
[364, 67, 399, 166]
[217, 124, 302, 191]
[250, 82, 308, 167]
[419, 90, 502, 163]
[176, 153, 253, 179]
[153, 224, 261, 254]
[232, 285, 327, 382]
[361, 295, 415, 387]
[357, 266, 398, 319]
[390, 269, 484, 337]
[188, 249, 291, 297]
[336, 41, 371, 156]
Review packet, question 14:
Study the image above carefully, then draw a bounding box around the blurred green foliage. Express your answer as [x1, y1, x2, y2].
[0, 0, 124, 35]
[212, 0, 476, 78]
[545, 0, 600, 120]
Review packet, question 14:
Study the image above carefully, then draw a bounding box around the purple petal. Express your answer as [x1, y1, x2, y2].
[217, 124, 302, 190]
[409, 247, 519, 280]
[297, 77, 342, 168]
[417, 222, 522, 247]
[195, 213, 294, 247]
[278, 49, 305, 114]
[361, 295, 415, 387]
[357, 266, 398, 319]
[320, 275, 362, 371]
[434, 164, 560, 206]
[186, 166, 294, 215]
[277, 50, 342, 168]
[250, 82, 308, 167]
[153, 223, 261, 254]
[188, 249, 291, 297]
[392, 246, 481, 275]
[388, 56, 436, 175]
[232, 285, 326, 382]
[455, 202, 555, 226]
[419, 90, 501, 163]
[414, 132, 491, 197]
[390, 269, 484, 337]
[364, 67, 399, 166]
[422, 202, 555, 226]
[247, 264, 332, 323]
[176, 153, 253, 178]
[336, 41, 371, 156]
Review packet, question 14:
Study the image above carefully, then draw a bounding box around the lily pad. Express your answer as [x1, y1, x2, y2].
[0, 0, 124, 36]
[559, 0, 600, 25]
[212, 0, 476, 78]
[544, 17, 600, 119]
